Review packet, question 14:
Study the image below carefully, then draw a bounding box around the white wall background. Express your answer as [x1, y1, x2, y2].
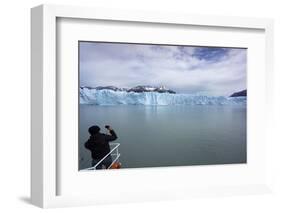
[0, 0, 280, 212]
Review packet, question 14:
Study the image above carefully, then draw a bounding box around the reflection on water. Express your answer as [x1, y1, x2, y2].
[79, 105, 246, 170]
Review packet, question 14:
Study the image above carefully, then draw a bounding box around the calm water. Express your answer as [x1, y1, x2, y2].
[79, 105, 246, 170]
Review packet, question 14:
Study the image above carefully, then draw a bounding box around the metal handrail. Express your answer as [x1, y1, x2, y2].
[82, 143, 120, 171]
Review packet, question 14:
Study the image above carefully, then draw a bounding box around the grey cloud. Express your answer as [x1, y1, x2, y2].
[79, 42, 246, 96]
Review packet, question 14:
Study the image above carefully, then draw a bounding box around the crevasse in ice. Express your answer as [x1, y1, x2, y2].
[80, 88, 246, 105]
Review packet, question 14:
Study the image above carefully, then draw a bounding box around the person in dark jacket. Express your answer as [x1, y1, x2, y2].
[84, 125, 118, 169]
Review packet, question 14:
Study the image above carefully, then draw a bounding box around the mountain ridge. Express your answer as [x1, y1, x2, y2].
[80, 85, 176, 94]
[230, 90, 247, 97]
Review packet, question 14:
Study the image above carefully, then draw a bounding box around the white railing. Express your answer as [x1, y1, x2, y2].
[81, 143, 120, 171]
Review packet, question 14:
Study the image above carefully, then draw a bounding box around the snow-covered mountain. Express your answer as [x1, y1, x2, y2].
[80, 86, 128, 92]
[80, 85, 176, 94]
[127, 85, 176, 94]
[80, 86, 246, 106]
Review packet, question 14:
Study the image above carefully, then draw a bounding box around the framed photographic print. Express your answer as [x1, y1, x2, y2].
[78, 41, 247, 171]
[31, 4, 274, 208]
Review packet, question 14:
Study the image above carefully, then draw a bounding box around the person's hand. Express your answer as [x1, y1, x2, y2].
[105, 125, 113, 131]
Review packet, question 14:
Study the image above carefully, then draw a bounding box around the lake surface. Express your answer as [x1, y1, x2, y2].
[79, 105, 246, 170]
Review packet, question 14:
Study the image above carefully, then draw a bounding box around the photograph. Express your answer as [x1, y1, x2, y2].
[78, 41, 247, 171]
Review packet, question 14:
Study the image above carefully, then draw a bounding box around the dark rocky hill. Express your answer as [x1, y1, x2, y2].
[230, 90, 247, 97]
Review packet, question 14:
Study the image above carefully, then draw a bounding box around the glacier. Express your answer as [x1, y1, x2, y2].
[80, 88, 246, 106]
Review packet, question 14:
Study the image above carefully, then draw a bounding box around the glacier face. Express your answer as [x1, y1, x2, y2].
[80, 88, 246, 106]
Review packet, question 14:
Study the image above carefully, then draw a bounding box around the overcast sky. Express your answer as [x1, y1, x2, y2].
[79, 42, 246, 96]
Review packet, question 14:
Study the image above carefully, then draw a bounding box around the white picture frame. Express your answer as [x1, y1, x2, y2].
[31, 4, 274, 208]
